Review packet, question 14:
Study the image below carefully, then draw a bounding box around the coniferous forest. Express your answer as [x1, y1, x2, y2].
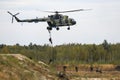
[0, 40, 120, 65]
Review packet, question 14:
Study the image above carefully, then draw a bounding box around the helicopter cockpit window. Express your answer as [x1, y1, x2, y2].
[70, 19, 73, 22]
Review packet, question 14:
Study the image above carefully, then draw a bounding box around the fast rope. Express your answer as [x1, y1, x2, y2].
[48, 30, 54, 64]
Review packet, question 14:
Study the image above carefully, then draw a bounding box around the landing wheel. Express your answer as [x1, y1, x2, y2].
[67, 27, 70, 30]
[56, 27, 59, 30]
[47, 27, 52, 30]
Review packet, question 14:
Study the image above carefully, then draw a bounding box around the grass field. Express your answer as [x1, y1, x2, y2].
[0, 54, 120, 80]
[53, 64, 120, 80]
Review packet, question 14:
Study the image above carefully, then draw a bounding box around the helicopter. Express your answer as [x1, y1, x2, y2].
[7, 9, 91, 31]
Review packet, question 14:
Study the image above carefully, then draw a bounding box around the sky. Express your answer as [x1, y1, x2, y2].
[0, 0, 120, 45]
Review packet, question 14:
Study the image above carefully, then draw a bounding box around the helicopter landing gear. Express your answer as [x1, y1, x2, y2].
[56, 27, 59, 30]
[47, 27, 52, 30]
[67, 27, 70, 30]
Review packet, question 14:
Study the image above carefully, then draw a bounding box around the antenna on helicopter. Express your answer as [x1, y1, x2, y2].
[7, 11, 19, 23]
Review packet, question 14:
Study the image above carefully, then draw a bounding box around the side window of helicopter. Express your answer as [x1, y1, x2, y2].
[64, 16, 68, 20]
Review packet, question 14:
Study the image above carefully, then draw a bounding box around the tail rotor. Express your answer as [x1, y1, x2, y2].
[12, 16, 14, 23]
[7, 11, 19, 23]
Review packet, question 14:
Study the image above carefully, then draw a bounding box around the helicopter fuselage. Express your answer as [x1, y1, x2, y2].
[8, 11, 77, 31]
[8, 9, 91, 30]
[47, 14, 76, 30]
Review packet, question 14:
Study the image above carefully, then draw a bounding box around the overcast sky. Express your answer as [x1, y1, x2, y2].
[0, 0, 120, 45]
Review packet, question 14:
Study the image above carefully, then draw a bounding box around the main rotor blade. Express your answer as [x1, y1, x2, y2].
[43, 11, 55, 13]
[44, 9, 92, 13]
[59, 9, 92, 13]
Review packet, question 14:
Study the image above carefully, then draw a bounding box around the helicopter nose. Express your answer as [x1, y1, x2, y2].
[72, 21, 76, 25]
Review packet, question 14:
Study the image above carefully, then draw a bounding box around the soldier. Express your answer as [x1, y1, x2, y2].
[75, 66, 78, 72]
[63, 66, 67, 72]
[90, 65, 93, 72]
[48, 59, 53, 64]
[49, 37, 52, 44]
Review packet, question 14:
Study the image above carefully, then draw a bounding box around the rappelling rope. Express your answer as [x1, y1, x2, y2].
[48, 30, 54, 64]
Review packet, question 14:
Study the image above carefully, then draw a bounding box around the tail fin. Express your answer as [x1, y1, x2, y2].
[7, 11, 20, 23]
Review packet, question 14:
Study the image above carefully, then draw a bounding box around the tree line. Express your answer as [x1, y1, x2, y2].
[0, 40, 120, 65]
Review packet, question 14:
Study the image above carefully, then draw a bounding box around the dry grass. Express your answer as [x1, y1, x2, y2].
[55, 64, 120, 80]
[0, 54, 57, 80]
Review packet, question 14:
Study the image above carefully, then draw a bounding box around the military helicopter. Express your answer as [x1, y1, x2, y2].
[7, 9, 90, 31]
